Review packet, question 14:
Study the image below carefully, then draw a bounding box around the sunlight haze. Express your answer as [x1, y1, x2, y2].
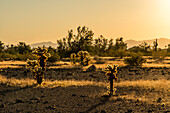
[0, 0, 170, 45]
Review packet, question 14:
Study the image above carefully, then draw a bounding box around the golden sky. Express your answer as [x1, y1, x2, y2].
[0, 0, 170, 45]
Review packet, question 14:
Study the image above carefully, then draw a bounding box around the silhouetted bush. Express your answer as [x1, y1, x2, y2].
[48, 53, 60, 63]
[124, 53, 146, 66]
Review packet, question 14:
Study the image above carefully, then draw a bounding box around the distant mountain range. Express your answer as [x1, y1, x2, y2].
[125, 38, 170, 49]
[30, 38, 170, 49]
[30, 41, 57, 48]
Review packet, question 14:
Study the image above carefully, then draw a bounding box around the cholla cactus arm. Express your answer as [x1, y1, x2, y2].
[70, 53, 76, 59]
[70, 53, 77, 64]
[83, 55, 92, 66]
[83, 51, 89, 57]
[77, 51, 85, 65]
[104, 65, 118, 73]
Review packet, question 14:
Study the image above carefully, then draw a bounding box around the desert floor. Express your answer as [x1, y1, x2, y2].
[0, 58, 170, 113]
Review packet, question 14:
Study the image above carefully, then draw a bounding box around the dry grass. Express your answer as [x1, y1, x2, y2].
[0, 57, 170, 68]
[0, 74, 169, 105]
[0, 74, 169, 93]
[0, 74, 37, 87]
[116, 79, 170, 93]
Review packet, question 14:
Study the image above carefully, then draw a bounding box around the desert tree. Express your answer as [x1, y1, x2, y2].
[57, 26, 94, 58]
[94, 35, 108, 56]
[139, 42, 151, 54]
[0, 41, 4, 53]
[17, 42, 32, 54]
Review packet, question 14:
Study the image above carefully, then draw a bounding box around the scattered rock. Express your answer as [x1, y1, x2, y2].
[126, 109, 133, 113]
[72, 94, 76, 96]
[80, 95, 86, 97]
[31, 97, 40, 101]
[116, 97, 123, 101]
[136, 99, 139, 102]
[0, 104, 5, 108]
[86, 65, 96, 72]
[148, 109, 153, 112]
[100, 110, 106, 113]
[157, 97, 162, 103]
[46, 105, 56, 110]
[16, 99, 24, 103]
[43, 101, 48, 104]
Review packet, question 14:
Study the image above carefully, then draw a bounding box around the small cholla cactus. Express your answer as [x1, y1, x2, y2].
[77, 51, 91, 66]
[27, 47, 51, 84]
[26, 59, 43, 84]
[32, 47, 51, 71]
[104, 64, 118, 96]
[70, 53, 77, 65]
[77, 51, 85, 63]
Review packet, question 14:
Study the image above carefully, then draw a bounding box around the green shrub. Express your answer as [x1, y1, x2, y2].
[124, 53, 146, 66]
[17, 53, 37, 61]
[93, 55, 99, 60]
[48, 53, 60, 63]
[95, 58, 106, 64]
[152, 51, 167, 63]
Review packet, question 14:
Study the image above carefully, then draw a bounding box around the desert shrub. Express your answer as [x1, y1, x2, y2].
[93, 55, 99, 60]
[0, 57, 3, 61]
[114, 49, 126, 58]
[95, 58, 106, 64]
[48, 53, 60, 63]
[152, 51, 167, 63]
[124, 53, 146, 66]
[0, 53, 18, 60]
[17, 53, 37, 61]
[93, 55, 106, 64]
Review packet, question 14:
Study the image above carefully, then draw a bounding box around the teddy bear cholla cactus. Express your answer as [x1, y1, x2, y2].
[70, 53, 76, 65]
[104, 64, 118, 96]
[27, 47, 51, 84]
[77, 51, 91, 66]
[83, 55, 92, 66]
[32, 47, 51, 71]
[26, 60, 43, 83]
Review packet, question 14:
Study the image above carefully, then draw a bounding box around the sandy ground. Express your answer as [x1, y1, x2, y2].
[0, 59, 170, 112]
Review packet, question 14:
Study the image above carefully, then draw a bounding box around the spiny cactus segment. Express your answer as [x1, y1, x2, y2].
[26, 59, 44, 84]
[70, 53, 76, 65]
[153, 39, 158, 52]
[83, 56, 92, 66]
[104, 64, 118, 96]
[77, 51, 91, 66]
[27, 47, 51, 84]
[32, 47, 51, 71]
